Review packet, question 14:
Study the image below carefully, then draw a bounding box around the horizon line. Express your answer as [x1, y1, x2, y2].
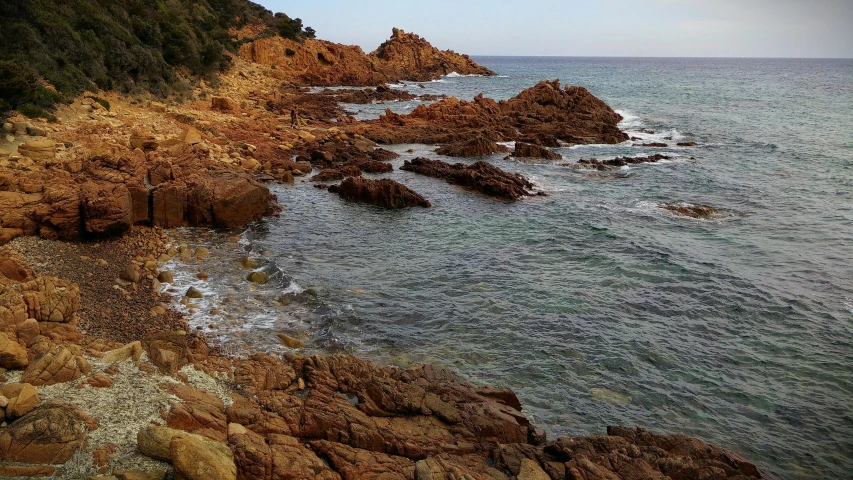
[465, 54, 853, 60]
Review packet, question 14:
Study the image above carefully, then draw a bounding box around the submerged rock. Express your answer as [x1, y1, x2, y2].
[576, 153, 672, 170]
[662, 203, 719, 219]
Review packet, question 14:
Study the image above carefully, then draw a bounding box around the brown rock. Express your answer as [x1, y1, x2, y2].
[18, 139, 56, 161]
[142, 330, 208, 375]
[0, 465, 55, 477]
[437, 136, 510, 157]
[152, 181, 187, 228]
[130, 131, 158, 151]
[81, 182, 133, 235]
[276, 333, 305, 349]
[170, 433, 237, 480]
[662, 203, 719, 219]
[0, 382, 39, 419]
[211, 173, 277, 229]
[401, 158, 539, 201]
[157, 271, 175, 284]
[0, 247, 35, 283]
[180, 128, 203, 145]
[329, 176, 431, 208]
[162, 382, 227, 441]
[310, 164, 362, 182]
[120, 265, 141, 283]
[15, 319, 40, 347]
[22, 343, 90, 386]
[0, 400, 96, 464]
[137, 425, 210, 462]
[93, 443, 117, 474]
[212, 97, 239, 112]
[0, 332, 28, 368]
[18, 276, 80, 323]
[79, 372, 114, 389]
[513, 142, 562, 160]
[101, 340, 143, 363]
[115, 470, 167, 480]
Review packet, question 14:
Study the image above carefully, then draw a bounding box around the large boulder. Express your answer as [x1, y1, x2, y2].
[22, 343, 91, 386]
[0, 332, 28, 369]
[211, 173, 275, 229]
[17, 139, 56, 162]
[171, 432, 237, 480]
[0, 382, 39, 420]
[0, 400, 97, 465]
[328, 176, 431, 208]
[0, 287, 29, 338]
[152, 181, 187, 228]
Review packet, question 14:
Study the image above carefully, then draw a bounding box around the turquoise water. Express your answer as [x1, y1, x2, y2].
[177, 58, 853, 479]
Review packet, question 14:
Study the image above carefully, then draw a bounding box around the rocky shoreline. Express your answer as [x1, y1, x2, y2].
[0, 25, 758, 480]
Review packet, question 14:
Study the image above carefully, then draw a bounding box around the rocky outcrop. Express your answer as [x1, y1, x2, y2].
[577, 153, 671, 170]
[327, 177, 431, 208]
[401, 158, 541, 201]
[370, 28, 496, 81]
[239, 28, 494, 86]
[437, 136, 510, 157]
[22, 342, 91, 386]
[349, 80, 628, 149]
[0, 147, 279, 245]
[513, 142, 562, 160]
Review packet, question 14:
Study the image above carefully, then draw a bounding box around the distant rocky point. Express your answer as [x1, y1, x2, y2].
[239, 27, 496, 86]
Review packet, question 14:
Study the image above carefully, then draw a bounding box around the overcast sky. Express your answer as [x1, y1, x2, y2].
[255, 0, 853, 57]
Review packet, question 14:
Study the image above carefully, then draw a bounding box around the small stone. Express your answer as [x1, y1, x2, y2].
[120, 265, 141, 283]
[196, 271, 209, 281]
[144, 260, 158, 271]
[0, 383, 39, 419]
[195, 247, 209, 260]
[238, 257, 261, 269]
[0, 333, 28, 369]
[276, 333, 305, 349]
[186, 287, 203, 299]
[246, 271, 268, 285]
[157, 271, 174, 284]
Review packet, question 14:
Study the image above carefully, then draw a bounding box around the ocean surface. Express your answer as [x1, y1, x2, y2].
[169, 57, 853, 479]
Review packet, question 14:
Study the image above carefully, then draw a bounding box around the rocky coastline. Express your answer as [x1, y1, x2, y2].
[0, 26, 765, 480]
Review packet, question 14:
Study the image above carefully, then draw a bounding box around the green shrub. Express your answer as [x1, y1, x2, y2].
[285, 48, 296, 57]
[87, 95, 111, 111]
[0, 0, 313, 115]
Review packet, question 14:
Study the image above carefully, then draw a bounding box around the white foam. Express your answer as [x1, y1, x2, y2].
[445, 72, 462, 78]
[615, 109, 643, 129]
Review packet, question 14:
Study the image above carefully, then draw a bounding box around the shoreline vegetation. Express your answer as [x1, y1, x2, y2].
[0, 2, 768, 479]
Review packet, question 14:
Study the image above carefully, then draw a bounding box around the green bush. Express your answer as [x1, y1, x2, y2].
[87, 95, 111, 111]
[285, 48, 296, 57]
[0, 0, 314, 115]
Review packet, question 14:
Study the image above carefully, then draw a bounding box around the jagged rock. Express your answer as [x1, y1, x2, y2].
[211, 172, 276, 229]
[328, 176, 431, 208]
[22, 343, 91, 386]
[309, 440, 413, 479]
[437, 136, 509, 157]
[0, 400, 97, 465]
[78, 372, 114, 388]
[171, 432, 237, 480]
[0, 383, 39, 419]
[81, 182, 133, 235]
[401, 158, 540, 201]
[0, 332, 28, 368]
[152, 181, 187, 228]
[513, 142, 562, 160]
[18, 276, 80, 323]
[350, 80, 627, 146]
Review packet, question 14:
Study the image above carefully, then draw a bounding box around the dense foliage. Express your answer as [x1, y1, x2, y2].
[0, 0, 314, 118]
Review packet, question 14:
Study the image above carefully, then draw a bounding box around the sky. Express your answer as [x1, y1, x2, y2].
[254, 0, 853, 58]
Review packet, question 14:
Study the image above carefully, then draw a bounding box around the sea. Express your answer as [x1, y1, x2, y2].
[168, 57, 853, 479]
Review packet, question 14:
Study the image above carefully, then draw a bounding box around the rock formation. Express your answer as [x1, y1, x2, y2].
[437, 136, 510, 157]
[513, 142, 562, 160]
[239, 28, 495, 86]
[348, 80, 628, 149]
[327, 176, 431, 208]
[401, 158, 542, 201]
